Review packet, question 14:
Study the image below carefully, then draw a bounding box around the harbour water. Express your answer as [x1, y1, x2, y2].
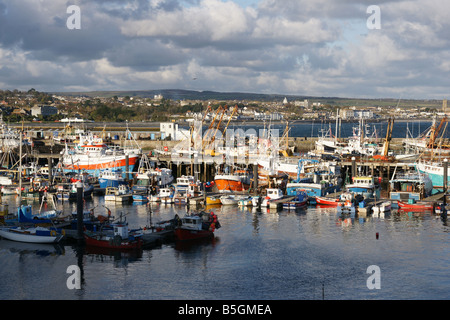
[0, 195, 449, 301]
[229, 120, 443, 139]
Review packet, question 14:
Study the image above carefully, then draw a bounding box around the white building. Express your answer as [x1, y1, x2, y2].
[160, 122, 190, 141]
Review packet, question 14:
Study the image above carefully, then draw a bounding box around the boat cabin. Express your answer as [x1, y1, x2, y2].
[113, 223, 128, 239]
[266, 188, 284, 199]
[181, 215, 204, 231]
[158, 188, 173, 197]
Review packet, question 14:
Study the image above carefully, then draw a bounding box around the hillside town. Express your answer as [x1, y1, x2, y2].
[0, 89, 446, 124]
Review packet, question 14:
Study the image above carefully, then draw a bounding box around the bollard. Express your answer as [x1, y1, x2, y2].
[76, 181, 84, 242]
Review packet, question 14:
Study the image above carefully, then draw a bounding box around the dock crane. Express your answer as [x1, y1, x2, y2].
[427, 116, 447, 149]
[372, 117, 395, 162]
[203, 105, 239, 156]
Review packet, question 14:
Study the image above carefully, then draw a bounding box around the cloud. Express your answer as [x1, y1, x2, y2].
[0, 0, 448, 99]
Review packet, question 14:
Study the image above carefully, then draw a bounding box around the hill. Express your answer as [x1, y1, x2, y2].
[53, 89, 443, 108]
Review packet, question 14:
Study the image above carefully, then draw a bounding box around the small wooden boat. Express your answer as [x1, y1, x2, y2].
[173, 211, 220, 241]
[0, 226, 64, 244]
[220, 195, 239, 205]
[206, 195, 221, 205]
[372, 201, 391, 214]
[397, 200, 435, 211]
[315, 196, 341, 206]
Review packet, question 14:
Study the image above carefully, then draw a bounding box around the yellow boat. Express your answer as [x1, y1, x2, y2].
[206, 195, 222, 205]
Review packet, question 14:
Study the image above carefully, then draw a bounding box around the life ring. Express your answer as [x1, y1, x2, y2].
[50, 230, 57, 236]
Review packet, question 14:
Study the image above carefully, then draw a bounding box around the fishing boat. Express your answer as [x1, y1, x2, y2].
[286, 159, 342, 203]
[283, 191, 308, 210]
[56, 180, 94, 201]
[214, 170, 251, 193]
[344, 176, 381, 200]
[416, 160, 450, 193]
[173, 211, 220, 241]
[98, 168, 128, 189]
[397, 200, 435, 211]
[0, 226, 64, 244]
[174, 176, 195, 194]
[104, 185, 132, 203]
[389, 171, 433, 203]
[132, 154, 174, 191]
[61, 130, 141, 177]
[132, 192, 149, 203]
[254, 188, 284, 207]
[154, 187, 175, 204]
[84, 222, 143, 250]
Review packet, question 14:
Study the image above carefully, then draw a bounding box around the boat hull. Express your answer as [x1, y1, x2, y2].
[315, 196, 340, 206]
[398, 201, 435, 211]
[63, 155, 138, 177]
[215, 176, 250, 193]
[174, 228, 214, 241]
[84, 234, 142, 249]
[0, 228, 62, 244]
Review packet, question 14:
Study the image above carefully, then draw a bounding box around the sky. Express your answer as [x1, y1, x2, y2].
[0, 0, 449, 99]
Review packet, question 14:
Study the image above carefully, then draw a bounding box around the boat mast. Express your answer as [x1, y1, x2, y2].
[18, 127, 22, 204]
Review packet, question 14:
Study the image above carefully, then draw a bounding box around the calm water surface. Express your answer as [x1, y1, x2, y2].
[0, 195, 449, 300]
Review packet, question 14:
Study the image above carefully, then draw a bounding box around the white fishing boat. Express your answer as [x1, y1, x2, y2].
[153, 187, 175, 204]
[0, 226, 63, 244]
[253, 188, 284, 207]
[104, 184, 132, 203]
[61, 130, 141, 177]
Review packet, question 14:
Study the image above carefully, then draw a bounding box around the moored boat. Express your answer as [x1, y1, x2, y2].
[397, 200, 435, 211]
[98, 168, 128, 189]
[238, 196, 253, 207]
[315, 196, 341, 206]
[283, 191, 308, 210]
[104, 185, 132, 203]
[214, 170, 251, 193]
[84, 222, 143, 250]
[173, 211, 220, 241]
[206, 195, 222, 205]
[337, 200, 356, 215]
[372, 201, 391, 215]
[258, 188, 284, 207]
[0, 226, 64, 244]
[220, 195, 239, 205]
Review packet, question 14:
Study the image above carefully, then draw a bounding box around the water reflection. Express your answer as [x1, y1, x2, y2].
[0, 240, 65, 256]
[1, 195, 450, 300]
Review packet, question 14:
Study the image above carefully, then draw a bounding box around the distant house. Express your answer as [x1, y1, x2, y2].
[31, 105, 58, 117]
